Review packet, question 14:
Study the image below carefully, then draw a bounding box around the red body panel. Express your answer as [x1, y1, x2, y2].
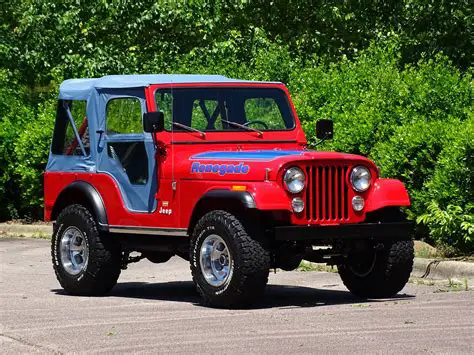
[365, 179, 410, 212]
[45, 82, 411, 230]
[45, 172, 179, 227]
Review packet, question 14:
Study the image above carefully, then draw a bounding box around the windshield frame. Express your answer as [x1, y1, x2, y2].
[152, 85, 297, 134]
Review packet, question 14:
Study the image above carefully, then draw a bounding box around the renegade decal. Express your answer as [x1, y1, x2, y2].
[191, 162, 250, 176]
[190, 150, 304, 162]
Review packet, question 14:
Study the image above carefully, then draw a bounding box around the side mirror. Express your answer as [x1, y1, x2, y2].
[143, 111, 165, 133]
[316, 119, 334, 139]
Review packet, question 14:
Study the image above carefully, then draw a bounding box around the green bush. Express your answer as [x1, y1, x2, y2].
[291, 43, 409, 154]
[3, 0, 471, 85]
[0, 70, 57, 220]
[13, 98, 56, 219]
[423, 115, 474, 210]
[416, 116, 474, 254]
[0, 70, 36, 219]
[0, 0, 472, 254]
[418, 203, 473, 256]
[290, 44, 473, 254]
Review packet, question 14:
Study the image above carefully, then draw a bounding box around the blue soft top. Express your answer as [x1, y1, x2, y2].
[49, 74, 281, 178]
[59, 74, 275, 100]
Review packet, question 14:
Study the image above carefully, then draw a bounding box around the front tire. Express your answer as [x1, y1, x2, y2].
[338, 240, 414, 298]
[190, 210, 270, 308]
[51, 204, 121, 295]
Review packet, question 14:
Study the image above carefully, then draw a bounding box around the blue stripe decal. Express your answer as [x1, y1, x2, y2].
[190, 150, 304, 161]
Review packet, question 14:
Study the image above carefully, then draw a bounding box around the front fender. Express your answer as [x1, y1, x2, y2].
[365, 179, 410, 212]
[249, 182, 291, 211]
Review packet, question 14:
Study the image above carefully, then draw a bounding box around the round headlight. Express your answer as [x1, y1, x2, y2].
[352, 196, 365, 212]
[292, 197, 305, 213]
[350, 166, 371, 192]
[284, 167, 305, 193]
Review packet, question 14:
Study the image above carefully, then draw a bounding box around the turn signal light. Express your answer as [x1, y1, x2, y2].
[231, 185, 247, 191]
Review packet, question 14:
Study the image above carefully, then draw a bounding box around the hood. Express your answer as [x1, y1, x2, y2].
[190, 150, 370, 162]
[179, 149, 374, 181]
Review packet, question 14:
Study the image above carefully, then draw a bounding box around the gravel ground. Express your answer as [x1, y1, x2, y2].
[1, 238, 473, 354]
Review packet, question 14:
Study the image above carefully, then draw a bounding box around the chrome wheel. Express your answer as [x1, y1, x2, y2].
[199, 234, 233, 287]
[60, 226, 89, 276]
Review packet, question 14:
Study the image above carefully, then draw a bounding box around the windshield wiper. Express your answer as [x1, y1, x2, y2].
[172, 122, 206, 138]
[221, 119, 263, 137]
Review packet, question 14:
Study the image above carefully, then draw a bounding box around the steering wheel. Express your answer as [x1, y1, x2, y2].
[243, 120, 269, 130]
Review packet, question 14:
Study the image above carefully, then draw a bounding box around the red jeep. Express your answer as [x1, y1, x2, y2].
[45, 74, 414, 308]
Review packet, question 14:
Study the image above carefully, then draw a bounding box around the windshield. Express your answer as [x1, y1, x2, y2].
[154, 87, 295, 132]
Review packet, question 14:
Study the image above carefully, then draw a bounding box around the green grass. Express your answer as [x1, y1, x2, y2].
[415, 246, 438, 258]
[409, 277, 436, 286]
[297, 261, 338, 273]
[414, 241, 441, 259]
[446, 278, 469, 292]
[31, 231, 50, 239]
[410, 277, 471, 292]
[0, 231, 51, 240]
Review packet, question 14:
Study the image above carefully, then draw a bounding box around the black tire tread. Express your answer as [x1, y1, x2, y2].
[190, 210, 270, 308]
[338, 240, 414, 298]
[51, 204, 121, 296]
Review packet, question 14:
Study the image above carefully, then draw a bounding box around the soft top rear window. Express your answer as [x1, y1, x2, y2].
[51, 100, 90, 156]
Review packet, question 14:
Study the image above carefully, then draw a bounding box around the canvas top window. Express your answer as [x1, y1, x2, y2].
[51, 100, 90, 156]
[104, 97, 149, 186]
[106, 98, 143, 135]
[154, 88, 295, 132]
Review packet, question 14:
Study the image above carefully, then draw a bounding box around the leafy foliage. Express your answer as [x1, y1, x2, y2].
[289, 46, 473, 253]
[416, 116, 474, 253]
[0, 70, 36, 219]
[0, 1, 472, 253]
[13, 99, 56, 217]
[2, 0, 471, 85]
[107, 98, 143, 134]
[417, 203, 473, 255]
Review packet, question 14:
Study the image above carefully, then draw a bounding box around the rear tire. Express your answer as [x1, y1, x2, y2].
[338, 240, 414, 298]
[51, 204, 121, 295]
[190, 210, 270, 308]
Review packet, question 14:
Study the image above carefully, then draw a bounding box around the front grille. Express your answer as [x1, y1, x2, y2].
[304, 165, 350, 222]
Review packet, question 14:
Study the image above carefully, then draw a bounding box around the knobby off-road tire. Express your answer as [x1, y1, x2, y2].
[338, 240, 414, 298]
[51, 204, 121, 295]
[190, 210, 270, 308]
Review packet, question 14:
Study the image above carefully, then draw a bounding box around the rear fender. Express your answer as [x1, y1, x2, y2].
[365, 179, 410, 213]
[51, 181, 108, 230]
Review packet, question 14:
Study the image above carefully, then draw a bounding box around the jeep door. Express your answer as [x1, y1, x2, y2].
[97, 89, 157, 212]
